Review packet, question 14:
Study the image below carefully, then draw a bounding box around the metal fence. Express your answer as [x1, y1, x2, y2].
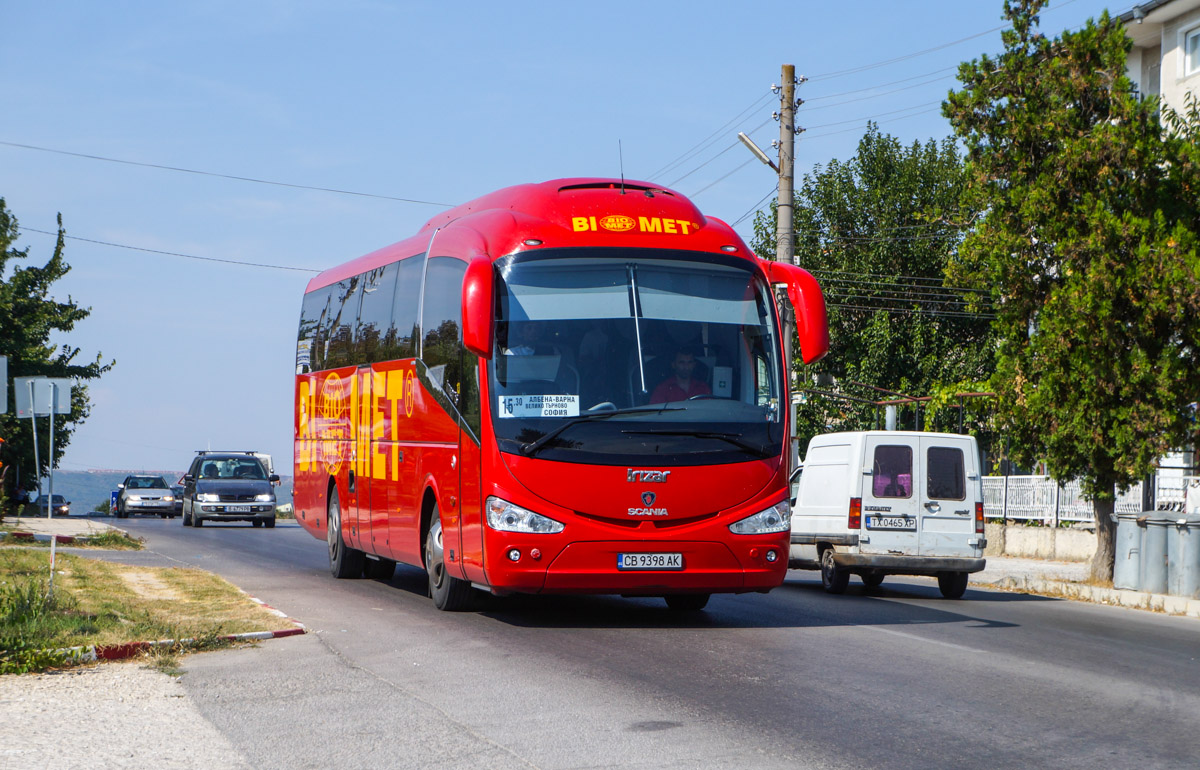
[982, 474, 1200, 525]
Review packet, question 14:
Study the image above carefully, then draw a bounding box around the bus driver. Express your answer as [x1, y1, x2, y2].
[650, 348, 710, 403]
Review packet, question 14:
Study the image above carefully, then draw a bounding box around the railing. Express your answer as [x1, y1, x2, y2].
[982, 474, 1199, 525]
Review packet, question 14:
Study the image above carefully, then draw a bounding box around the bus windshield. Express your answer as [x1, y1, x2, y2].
[489, 249, 784, 465]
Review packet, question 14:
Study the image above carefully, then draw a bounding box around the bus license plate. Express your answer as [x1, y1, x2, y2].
[617, 553, 683, 570]
[867, 515, 916, 531]
[227, 505, 250, 513]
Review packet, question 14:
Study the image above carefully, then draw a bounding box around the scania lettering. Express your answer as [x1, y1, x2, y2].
[293, 178, 828, 611]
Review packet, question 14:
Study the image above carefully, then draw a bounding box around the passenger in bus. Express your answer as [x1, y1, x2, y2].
[503, 323, 551, 356]
[649, 348, 711, 403]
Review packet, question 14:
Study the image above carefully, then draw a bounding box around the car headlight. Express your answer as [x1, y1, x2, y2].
[196, 493, 219, 503]
[728, 501, 791, 535]
[163, 495, 174, 502]
[127, 495, 142, 502]
[485, 496, 564, 534]
[255, 494, 275, 502]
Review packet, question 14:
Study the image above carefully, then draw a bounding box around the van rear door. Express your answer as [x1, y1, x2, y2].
[861, 437, 920, 556]
[918, 437, 976, 557]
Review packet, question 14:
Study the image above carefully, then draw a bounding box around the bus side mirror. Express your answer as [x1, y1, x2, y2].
[461, 256, 494, 359]
[763, 260, 829, 364]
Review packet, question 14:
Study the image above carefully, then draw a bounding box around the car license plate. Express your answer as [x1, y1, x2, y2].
[227, 505, 250, 513]
[867, 515, 916, 531]
[617, 552, 683, 570]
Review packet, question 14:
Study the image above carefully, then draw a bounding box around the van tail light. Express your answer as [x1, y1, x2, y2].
[848, 497, 862, 530]
[975, 502, 985, 534]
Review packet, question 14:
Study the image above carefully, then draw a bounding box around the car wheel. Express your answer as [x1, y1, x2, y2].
[364, 557, 396, 581]
[820, 548, 849, 594]
[938, 571, 969, 599]
[252, 519, 263, 528]
[425, 510, 475, 611]
[328, 486, 364, 579]
[264, 518, 275, 529]
[159, 513, 168, 519]
[861, 572, 885, 588]
[664, 593, 710, 611]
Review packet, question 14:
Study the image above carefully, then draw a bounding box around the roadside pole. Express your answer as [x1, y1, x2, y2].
[47, 382, 57, 593]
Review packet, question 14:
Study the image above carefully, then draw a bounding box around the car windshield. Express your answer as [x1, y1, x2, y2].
[129, 477, 168, 489]
[198, 458, 266, 480]
[488, 248, 784, 465]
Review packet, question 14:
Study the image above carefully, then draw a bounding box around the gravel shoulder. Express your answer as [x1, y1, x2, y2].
[0, 662, 251, 770]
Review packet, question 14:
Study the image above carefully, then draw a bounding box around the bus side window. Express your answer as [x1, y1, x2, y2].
[297, 285, 334, 374]
[421, 257, 469, 403]
[324, 275, 363, 369]
[357, 262, 399, 365]
[389, 254, 424, 360]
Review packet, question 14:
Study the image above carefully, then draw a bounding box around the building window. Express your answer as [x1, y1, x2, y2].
[1187, 26, 1200, 77]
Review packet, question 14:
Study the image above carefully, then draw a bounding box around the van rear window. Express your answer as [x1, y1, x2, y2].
[927, 447, 965, 500]
[872, 445, 912, 498]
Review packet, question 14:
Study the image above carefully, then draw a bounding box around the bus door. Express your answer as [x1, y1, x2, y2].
[351, 364, 374, 552]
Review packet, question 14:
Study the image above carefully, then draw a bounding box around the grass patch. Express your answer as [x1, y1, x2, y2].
[0, 531, 144, 550]
[0, 549, 290, 674]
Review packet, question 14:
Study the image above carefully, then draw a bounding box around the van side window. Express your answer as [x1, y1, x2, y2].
[927, 447, 965, 500]
[872, 445, 912, 498]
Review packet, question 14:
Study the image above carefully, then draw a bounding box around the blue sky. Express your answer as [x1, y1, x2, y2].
[1, 0, 1122, 474]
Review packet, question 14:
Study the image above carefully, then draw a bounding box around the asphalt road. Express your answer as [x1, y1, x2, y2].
[97, 515, 1200, 770]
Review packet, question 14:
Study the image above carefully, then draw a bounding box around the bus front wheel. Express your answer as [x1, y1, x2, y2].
[425, 511, 475, 611]
[328, 486, 364, 579]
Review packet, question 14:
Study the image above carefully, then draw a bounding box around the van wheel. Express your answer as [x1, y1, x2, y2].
[820, 549, 849, 594]
[938, 571, 969, 599]
[425, 511, 475, 611]
[328, 487, 364, 579]
[861, 572, 885, 588]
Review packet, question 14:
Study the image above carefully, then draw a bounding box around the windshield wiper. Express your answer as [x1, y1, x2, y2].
[520, 405, 683, 457]
[619, 428, 773, 458]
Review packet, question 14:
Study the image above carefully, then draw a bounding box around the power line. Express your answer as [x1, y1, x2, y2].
[650, 91, 775, 180]
[21, 227, 321, 273]
[0, 140, 454, 208]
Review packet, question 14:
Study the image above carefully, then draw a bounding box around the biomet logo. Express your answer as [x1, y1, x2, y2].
[571, 215, 700, 235]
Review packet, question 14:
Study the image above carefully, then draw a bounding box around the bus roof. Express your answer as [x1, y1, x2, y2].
[305, 178, 757, 293]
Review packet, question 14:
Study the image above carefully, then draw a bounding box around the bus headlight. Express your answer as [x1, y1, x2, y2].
[728, 501, 791, 535]
[485, 496, 564, 534]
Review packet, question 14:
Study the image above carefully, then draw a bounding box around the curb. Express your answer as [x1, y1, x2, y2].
[4, 529, 130, 545]
[54, 595, 308, 665]
[58, 627, 307, 664]
[984, 576, 1200, 619]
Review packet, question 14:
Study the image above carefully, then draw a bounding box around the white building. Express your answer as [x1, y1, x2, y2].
[1120, 0, 1200, 115]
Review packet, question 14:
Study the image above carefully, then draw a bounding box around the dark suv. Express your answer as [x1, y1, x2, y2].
[181, 451, 279, 528]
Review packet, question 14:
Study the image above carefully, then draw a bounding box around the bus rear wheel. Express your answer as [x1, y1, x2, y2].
[425, 512, 474, 611]
[328, 486, 364, 579]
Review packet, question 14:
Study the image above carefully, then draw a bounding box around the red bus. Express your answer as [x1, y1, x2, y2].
[293, 178, 828, 610]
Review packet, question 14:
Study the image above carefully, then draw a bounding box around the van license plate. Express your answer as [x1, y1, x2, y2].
[617, 553, 683, 570]
[867, 515, 916, 531]
[227, 505, 250, 513]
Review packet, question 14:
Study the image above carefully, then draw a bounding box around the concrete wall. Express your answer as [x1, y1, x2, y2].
[986, 522, 1097, 562]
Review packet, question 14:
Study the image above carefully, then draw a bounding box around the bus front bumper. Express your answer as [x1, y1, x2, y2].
[482, 536, 790, 595]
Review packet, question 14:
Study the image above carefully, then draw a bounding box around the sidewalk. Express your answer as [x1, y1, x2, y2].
[973, 555, 1200, 619]
[2, 512, 122, 543]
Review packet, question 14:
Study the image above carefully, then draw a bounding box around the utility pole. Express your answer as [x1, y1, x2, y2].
[775, 63, 798, 267]
[775, 65, 805, 468]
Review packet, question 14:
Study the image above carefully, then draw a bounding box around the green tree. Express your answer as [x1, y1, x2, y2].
[752, 124, 994, 448]
[0, 199, 113, 514]
[943, 0, 1200, 580]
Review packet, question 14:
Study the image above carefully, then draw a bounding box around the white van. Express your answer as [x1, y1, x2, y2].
[789, 430, 986, 598]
